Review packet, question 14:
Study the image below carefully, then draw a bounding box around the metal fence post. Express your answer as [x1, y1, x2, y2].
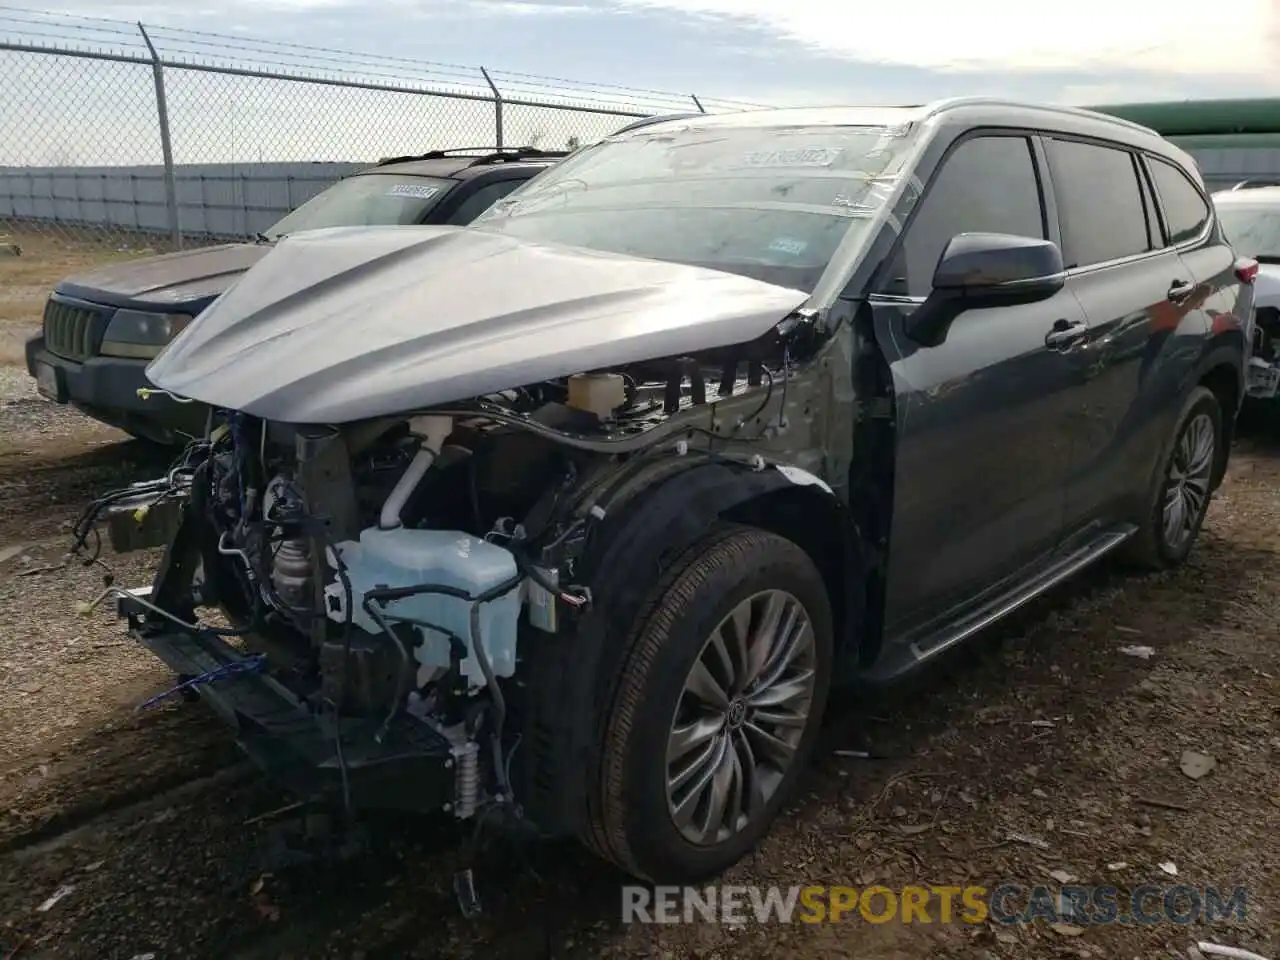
[137, 21, 182, 248]
[691, 94, 706, 114]
[480, 67, 503, 148]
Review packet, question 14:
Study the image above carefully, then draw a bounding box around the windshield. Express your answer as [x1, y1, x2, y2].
[264, 173, 454, 239]
[470, 122, 916, 293]
[1216, 205, 1280, 262]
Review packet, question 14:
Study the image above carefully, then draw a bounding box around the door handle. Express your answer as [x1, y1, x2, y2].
[1045, 317, 1087, 349]
[1168, 279, 1197, 303]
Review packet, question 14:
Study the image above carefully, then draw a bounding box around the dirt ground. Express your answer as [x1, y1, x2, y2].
[0, 226, 154, 365]
[0, 366, 1276, 959]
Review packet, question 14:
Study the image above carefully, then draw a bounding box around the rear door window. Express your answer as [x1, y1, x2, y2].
[1044, 138, 1154, 268]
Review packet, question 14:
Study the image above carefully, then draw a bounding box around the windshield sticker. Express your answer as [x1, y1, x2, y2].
[768, 236, 808, 256]
[832, 191, 877, 213]
[735, 146, 843, 169]
[386, 183, 442, 200]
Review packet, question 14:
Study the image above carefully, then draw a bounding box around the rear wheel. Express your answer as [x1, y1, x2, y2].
[1122, 386, 1221, 570]
[583, 524, 833, 883]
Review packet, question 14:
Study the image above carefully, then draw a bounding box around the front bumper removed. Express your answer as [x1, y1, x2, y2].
[117, 588, 458, 811]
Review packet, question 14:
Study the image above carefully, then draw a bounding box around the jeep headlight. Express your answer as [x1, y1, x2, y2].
[100, 310, 194, 359]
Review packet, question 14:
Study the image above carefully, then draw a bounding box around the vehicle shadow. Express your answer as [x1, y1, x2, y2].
[0, 434, 174, 545]
[1234, 399, 1280, 451]
[805, 522, 1267, 823]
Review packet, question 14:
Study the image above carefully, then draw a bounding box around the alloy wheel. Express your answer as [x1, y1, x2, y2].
[664, 589, 818, 846]
[1161, 411, 1216, 553]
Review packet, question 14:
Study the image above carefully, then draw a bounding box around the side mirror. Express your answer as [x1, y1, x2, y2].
[905, 232, 1066, 347]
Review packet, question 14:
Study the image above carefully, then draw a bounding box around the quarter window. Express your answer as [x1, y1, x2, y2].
[1044, 138, 1152, 268]
[1148, 157, 1211, 245]
[881, 135, 1046, 297]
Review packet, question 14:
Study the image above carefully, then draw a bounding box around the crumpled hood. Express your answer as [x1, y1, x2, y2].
[56, 242, 269, 310]
[146, 225, 810, 424]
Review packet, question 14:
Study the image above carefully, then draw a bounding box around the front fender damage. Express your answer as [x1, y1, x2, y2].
[60, 299, 860, 879]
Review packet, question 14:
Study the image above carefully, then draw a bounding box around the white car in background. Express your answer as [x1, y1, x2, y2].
[1213, 185, 1280, 400]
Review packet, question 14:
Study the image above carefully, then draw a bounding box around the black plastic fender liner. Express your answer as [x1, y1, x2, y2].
[585, 459, 799, 610]
[515, 456, 864, 837]
[578, 457, 864, 656]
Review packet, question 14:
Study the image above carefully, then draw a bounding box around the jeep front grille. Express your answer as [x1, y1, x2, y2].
[43, 299, 106, 362]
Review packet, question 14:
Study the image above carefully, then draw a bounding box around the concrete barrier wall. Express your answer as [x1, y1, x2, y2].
[0, 162, 365, 240]
[3, 147, 1277, 242]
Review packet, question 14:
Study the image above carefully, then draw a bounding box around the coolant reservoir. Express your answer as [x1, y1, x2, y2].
[331, 528, 521, 688]
[566, 373, 626, 419]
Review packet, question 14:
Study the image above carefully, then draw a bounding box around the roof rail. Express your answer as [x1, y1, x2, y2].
[608, 112, 706, 136]
[920, 96, 1162, 137]
[462, 147, 569, 168]
[375, 145, 568, 166]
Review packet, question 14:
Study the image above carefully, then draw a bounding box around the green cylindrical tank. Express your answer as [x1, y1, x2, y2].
[1089, 99, 1280, 137]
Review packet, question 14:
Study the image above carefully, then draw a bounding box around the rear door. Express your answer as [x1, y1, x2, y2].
[871, 132, 1090, 638]
[1145, 153, 1246, 350]
[1042, 136, 1203, 533]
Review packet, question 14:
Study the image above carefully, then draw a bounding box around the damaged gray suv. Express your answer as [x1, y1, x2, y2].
[83, 98, 1252, 885]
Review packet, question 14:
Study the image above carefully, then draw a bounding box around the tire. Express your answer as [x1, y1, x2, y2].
[1121, 385, 1222, 570]
[583, 523, 833, 883]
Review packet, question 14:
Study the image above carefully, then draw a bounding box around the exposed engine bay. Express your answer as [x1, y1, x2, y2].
[73, 314, 840, 833]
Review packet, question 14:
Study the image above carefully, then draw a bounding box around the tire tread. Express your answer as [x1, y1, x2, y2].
[582, 523, 820, 880]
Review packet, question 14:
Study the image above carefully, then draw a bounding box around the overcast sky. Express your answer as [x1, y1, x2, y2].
[3, 0, 1279, 167]
[25, 0, 1280, 106]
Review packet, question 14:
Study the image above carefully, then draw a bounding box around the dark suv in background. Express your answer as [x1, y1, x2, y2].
[25, 146, 567, 444]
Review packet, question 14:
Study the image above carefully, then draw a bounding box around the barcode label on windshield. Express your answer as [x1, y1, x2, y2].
[736, 147, 842, 168]
[387, 183, 442, 199]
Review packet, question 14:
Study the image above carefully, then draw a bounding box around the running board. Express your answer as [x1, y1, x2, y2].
[860, 525, 1136, 684]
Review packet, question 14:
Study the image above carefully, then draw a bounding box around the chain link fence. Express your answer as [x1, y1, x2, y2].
[0, 8, 762, 257]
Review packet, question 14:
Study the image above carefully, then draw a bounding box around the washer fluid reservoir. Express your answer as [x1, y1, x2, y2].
[330, 527, 521, 688]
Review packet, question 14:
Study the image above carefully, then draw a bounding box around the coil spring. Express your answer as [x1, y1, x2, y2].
[453, 740, 480, 819]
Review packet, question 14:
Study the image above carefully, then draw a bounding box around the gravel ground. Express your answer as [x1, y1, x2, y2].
[0, 373, 1277, 960]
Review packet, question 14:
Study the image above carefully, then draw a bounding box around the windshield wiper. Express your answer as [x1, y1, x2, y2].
[254, 232, 277, 244]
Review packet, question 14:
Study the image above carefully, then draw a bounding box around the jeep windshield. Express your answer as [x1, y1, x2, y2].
[1217, 204, 1280, 263]
[263, 173, 454, 239]
[470, 122, 917, 293]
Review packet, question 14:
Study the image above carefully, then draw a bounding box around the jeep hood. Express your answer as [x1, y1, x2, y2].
[146, 225, 810, 424]
[56, 242, 269, 311]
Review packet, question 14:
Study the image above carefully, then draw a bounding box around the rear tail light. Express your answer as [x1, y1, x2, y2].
[1236, 257, 1259, 284]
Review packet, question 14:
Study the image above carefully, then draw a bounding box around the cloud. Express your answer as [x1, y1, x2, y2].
[610, 0, 1279, 79]
[469, 1, 601, 13]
